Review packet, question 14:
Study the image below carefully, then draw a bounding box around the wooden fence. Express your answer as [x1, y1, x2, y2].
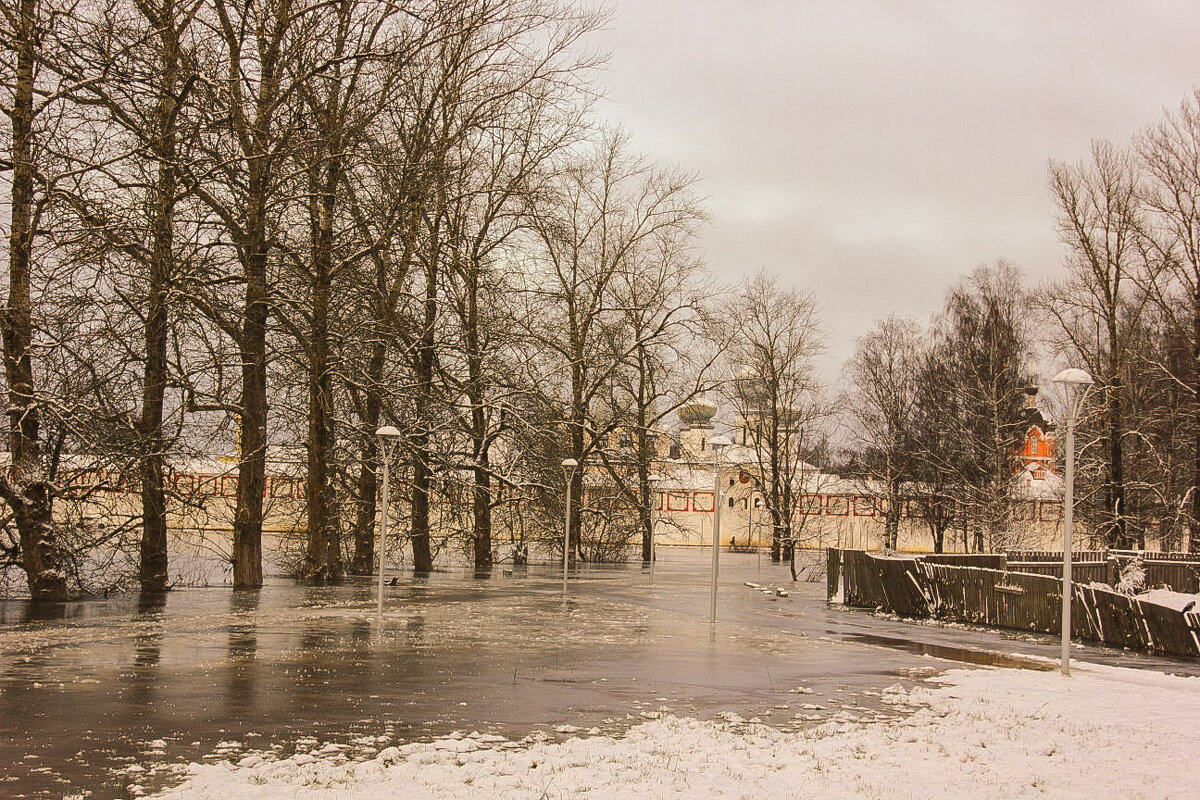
[827, 549, 1200, 658]
[1007, 550, 1108, 563]
[1006, 550, 1200, 593]
[1142, 562, 1200, 594]
[1003, 561, 1112, 584]
[921, 554, 1007, 569]
[1110, 549, 1200, 562]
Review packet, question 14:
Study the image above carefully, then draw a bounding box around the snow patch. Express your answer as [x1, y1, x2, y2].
[1137, 588, 1200, 612]
[142, 662, 1200, 800]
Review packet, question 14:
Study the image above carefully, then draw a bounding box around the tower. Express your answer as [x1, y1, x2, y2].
[678, 393, 717, 458]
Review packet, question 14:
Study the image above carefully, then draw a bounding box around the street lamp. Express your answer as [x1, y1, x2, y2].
[1051, 368, 1093, 676]
[561, 458, 578, 594]
[751, 494, 761, 572]
[709, 435, 731, 623]
[648, 474, 663, 581]
[375, 425, 402, 616]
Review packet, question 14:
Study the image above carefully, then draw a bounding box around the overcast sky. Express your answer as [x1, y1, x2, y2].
[592, 0, 1200, 380]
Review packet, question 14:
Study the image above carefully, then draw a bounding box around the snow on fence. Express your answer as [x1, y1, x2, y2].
[1002, 560, 1112, 584]
[1007, 550, 1200, 594]
[827, 549, 1200, 658]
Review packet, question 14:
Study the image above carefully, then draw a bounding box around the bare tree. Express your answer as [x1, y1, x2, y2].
[46, 0, 208, 593]
[1138, 90, 1200, 551]
[937, 263, 1032, 552]
[600, 232, 715, 564]
[338, 82, 432, 575]
[725, 272, 825, 576]
[525, 130, 703, 562]
[1045, 141, 1148, 547]
[0, 0, 73, 599]
[435, 29, 597, 569]
[186, 0, 328, 587]
[843, 316, 922, 550]
[907, 340, 961, 553]
[269, 0, 418, 581]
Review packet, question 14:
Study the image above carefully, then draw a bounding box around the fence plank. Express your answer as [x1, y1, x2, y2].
[872, 556, 929, 617]
[827, 548, 841, 601]
[1140, 601, 1200, 656]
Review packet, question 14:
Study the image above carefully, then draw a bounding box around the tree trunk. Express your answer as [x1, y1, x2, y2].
[635, 348, 652, 563]
[885, 478, 902, 551]
[302, 140, 344, 580]
[564, 330, 586, 562]
[409, 258, 437, 572]
[139, 215, 170, 592]
[569, 379, 586, 562]
[1191, 301, 1200, 553]
[351, 342, 385, 574]
[410, 438, 433, 571]
[1106, 383, 1128, 548]
[769, 509, 782, 562]
[463, 261, 493, 571]
[638, 461, 652, 564]
[213, 0, 294, 590]
[302, 268, 341, 580]
[139, 7, 182, 594]
[233, 223, 268, 588]
[14, 483, 65, 599]
[3, 0, 67, 600]
[351, 427, 379, 574]
[472, 455, 493, 570]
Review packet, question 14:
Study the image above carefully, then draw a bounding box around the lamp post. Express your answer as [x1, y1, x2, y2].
[648, 474, 663, 581]
[709, 435, 731, 623]
[1051, 368, 1093, 676]
[562, 458, 578, 594]
[751, 495, 761, 571]
[375, 425, 402, 616]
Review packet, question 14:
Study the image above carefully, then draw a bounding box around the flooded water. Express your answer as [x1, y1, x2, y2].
[1, 549, 1195, 798]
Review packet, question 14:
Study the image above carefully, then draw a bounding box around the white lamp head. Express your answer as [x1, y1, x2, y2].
[709, 435, 731, 450]
[1051, 368, 1094, 388]
[561, 458, 579, 469]
[648, 474, 663, 484]
[375, 425, 402, 438]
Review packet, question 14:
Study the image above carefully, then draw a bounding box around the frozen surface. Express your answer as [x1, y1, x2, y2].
[2, 549, 1197, 798]
[150, 661, 1200, 799]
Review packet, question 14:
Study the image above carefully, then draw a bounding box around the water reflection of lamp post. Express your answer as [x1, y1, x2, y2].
[1051, 368, 1093, 677]
[375, 425, 402, 616]
[648, 474, 663, 581]
[561, 458, 578, 594]
[709, 435, 731, 623]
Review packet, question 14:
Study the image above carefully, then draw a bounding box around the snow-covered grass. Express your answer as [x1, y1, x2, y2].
[146, 661, 1199, 800]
